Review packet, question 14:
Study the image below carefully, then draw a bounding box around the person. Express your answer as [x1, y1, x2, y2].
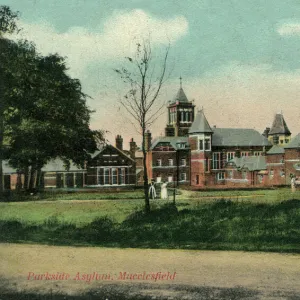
[161, 181, 168, 200]
[149, 181, 157, 200]
[291, 176, 296, 193]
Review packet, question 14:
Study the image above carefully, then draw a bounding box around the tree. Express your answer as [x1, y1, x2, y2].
[115, 40, 169, 213]
[4, 50, 103, 191]
[0, 6, 19, 195]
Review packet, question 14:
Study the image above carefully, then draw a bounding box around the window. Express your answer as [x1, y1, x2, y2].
[242, 170, 247, 180]
[280, 140, 284, 144]
[168, 159, 174, 166]
[199, 139, 204, 150]
[204, 139, 210, 150]
[285, 139, 289, 144]
[196, 175, 200, 185]
[216, 172, 225, 180]
[104, 168, 110, 185]
[111, 168, 117, 185]
[227, 170, 233, 179]
[181, 158, 186, 166]
[269, 169, 274, 179]
[254, 151, 261, 156]
[205, 158, 209, 172]
[180, 173, 187, 181]
[280, 169, 285, 177]
[156, 159, 162, 166]
[168, 175, 173, 182]
[156, 175, 162, 183]
[120, 168, 125, 185]
[226, 152, 235, 162]
[241, 152, 248, 157]
[258, 174, 263, 183]
[212, 152, 221, 169]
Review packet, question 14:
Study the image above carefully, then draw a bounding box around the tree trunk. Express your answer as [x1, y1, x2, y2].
[16, 170, 22, 191]
[0, 39, 4, 196]
[142, 128, 150, 214]
[35, 167, 42, 190]
[24, 166, 29, 190]
[28, 165, 36, 191]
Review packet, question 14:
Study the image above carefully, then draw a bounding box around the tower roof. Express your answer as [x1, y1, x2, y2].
[269, 113, 291, 135]
[172, 87, 189, 103]
[189, 109, 213, 134]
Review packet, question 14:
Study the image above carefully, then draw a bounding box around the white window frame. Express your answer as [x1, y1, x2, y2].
[180, 173, 187, 181]
[227, 170, 233, 179]
[212, 152, 221, 169]
[180, 158, 186, 166]
[168, 159, 174, 166]
[168, 175, 173, 182]
[156, 176, 162, 183]
[199, 139, 204, 150]
[226, 152, 235, 162]
[204, 138, 211, 151]
[156, 159, 162, 166]
[241, 152, 249, 157]
[269, 169, 274, 179]
[104, 168, 110, 185]
[111, 168, 118, 185]
[216, 172, 225, 180]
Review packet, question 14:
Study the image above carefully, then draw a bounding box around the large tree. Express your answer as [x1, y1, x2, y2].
[0, 6, 19, 195]
[1, 6, 104, 192]
[115, 40, 169, 213]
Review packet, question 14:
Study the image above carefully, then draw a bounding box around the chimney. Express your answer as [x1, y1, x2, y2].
[262, 127, 270, 138]
[144, 130, 152, 152]
[115, 134, 123, 150]
[129, 138, 137, 159]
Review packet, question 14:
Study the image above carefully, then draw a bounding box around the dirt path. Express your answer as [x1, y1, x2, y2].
[0, 243, 299, 299]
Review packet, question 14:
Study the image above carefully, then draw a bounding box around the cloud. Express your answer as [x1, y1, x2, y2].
[277, 22, 300, 36]
[14, 9, 188, 77]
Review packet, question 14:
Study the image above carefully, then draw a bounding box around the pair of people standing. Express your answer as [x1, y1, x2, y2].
[149, 181, 168, 200]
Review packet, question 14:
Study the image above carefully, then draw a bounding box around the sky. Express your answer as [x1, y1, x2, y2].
[2, 0, 300, 149]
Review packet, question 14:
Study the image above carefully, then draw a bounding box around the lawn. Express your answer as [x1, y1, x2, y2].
[0, 188, 300, 252]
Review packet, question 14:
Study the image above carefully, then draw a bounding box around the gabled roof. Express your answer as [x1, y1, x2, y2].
[212, 128, 271, 147]
[189, 110, 213, 134]
[172, 87, 189, 103]
[284, 133, 300, 149]
[269, 113, 291, 135]
[228, 156, 266, 171]
[91, 144, 135, 162]
[267, 145, 285, 155]
[2, 161, 16, 174]
[150, 136, 189, 150]
[42, 159, 84, 172]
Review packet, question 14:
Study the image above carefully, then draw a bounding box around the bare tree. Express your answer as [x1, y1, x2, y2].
[115, 40, 169, 213]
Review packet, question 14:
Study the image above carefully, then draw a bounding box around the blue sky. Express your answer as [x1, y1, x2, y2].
[2, 0, 300, 146]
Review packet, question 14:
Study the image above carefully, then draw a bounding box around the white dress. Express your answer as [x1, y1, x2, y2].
[161, 183, 168, 199]
[149, 184, 157, 200]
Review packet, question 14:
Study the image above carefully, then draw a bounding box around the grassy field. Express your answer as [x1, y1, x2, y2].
[0, 188, 300, 252]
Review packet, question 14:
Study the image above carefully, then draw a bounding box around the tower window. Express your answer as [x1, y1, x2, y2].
[204, 139, 210, 150]
[199, 139, 204, 150]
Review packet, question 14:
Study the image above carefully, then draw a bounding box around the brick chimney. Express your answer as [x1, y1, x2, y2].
[115, 134, 123, 150]
[144, 130, 152, 152]
[262, 127, 270, 138]
[129, 138, 137, 159]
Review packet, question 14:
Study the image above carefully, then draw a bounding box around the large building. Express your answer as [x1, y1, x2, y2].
[145, 83, 298, 188]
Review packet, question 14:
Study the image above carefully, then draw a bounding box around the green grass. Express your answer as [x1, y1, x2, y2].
[0, 188, 300, 252]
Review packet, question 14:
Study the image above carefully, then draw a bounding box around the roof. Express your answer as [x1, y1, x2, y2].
[2, 161, 16, 174]
[267, 145, 285, 155]
[212, 128, 271, 147]
[229, 156, 266, 171]
[189, 110, 213, 134]
[42, 159, 84, 172]
[284, 133, 300, 149]
[269, 113, 291, 135]
[91, 144, 135, 162]
[150, 136, 189, 150]
[172, 87, 189, 103]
